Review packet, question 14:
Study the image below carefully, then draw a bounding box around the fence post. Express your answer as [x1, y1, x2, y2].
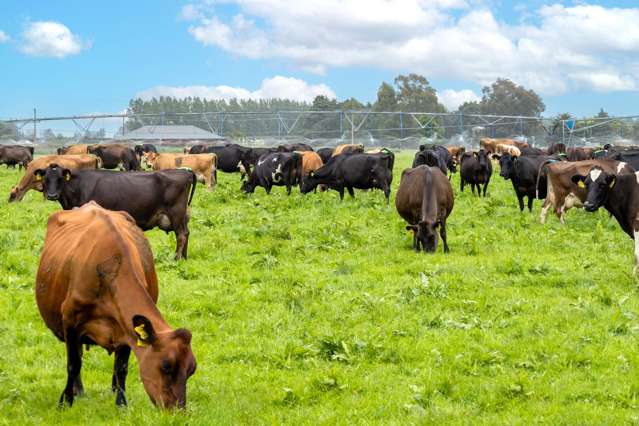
[400, 112, 404, 139]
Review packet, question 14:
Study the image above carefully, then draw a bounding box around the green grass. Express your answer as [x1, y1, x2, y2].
[0, 152, 638, 425]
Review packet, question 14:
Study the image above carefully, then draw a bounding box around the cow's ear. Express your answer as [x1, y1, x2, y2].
[132, 315, 156, 346]
[406, 225, 417, 233]
[571, 174, 586, 188]
[608, 175, 616, 188]
[34, 169, 45, 181]
[62, 169, 72, 181]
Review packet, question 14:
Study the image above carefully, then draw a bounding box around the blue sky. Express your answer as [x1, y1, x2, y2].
[1, 0, 639, 124]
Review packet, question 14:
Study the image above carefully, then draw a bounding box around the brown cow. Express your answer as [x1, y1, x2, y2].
[480, 138, 516, 153]
[395, 165, 454, 253]
[566, 147, 594, 161]
[36, 202, 196, 408]
[496, 144, 521, 157]
[539, 159, 635, 224]
[144, 152, 217, 190]
[298, 151, 323, 180]
[88, 144, 140, 170]
[58, 144, 89, 155]
[332, 143, 364, 157]
[446, 146, 465, 163]
[8, 154, 99, 202]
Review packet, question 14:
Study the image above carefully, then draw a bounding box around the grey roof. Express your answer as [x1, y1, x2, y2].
[115, 125, 225, 141]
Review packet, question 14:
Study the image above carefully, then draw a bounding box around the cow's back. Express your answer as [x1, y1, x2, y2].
[36, 202, 158, 340]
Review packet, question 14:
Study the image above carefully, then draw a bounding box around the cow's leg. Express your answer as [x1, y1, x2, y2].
[517, 193, 525, 212]
[173, 215, 190, 260]
[540, 199, 551, 224]
[471, 183, 476, 195]
[338, 185, 345, 200]
[286, 184, 292, 195]
[112, 346, 131, 407]
[383, 184, 390, 204]
[346, 186, 355, 198]
[527, 195, 534, 212]
[413, 234, 420, 252]
[483, 179, 490, 197]
[460, 179, 465, 192]
[59, 327, 82, 407]
[440, 221, 449, 253]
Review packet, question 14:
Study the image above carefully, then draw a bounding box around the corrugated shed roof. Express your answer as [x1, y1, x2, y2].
[115, 125, 225, 140]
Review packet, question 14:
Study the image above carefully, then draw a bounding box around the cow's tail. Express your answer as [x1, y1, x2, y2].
[188, 170, 197, 205]
[535, 159, 555, 199]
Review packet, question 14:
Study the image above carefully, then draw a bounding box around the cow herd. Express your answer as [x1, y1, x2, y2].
[3, 136, 639, 411]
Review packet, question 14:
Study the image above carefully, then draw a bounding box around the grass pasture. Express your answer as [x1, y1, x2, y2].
[0, 152, 638, 425]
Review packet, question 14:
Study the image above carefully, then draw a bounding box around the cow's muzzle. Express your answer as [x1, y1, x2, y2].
[46, 193, 60, 201]
[583, 202, 597, 212]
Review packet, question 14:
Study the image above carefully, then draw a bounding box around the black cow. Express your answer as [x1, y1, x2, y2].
[34, 165, 196, 260]
[607, 149, 639, 171]
[494, 153, 554, 211]
[317, 148, 334, 164]
[277, 143, 313, 152]
[241, 152, 302, 195]
[133, 144, 158, 160]
[520, 147, 546, 156]
[0, 145, 33, 169]
[244, 147, 278, 168]
[300, 153, 393, 202]
[88, 144, 140, 171]
[412, 145, 455, 176]
[572, 167, 639, 271]
[459, 150, 492, 196]
[195, 144, 252, 176]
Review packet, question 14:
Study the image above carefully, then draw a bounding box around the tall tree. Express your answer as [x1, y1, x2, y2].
[394, 73, 445, 113]
[480, 78, 545, 117]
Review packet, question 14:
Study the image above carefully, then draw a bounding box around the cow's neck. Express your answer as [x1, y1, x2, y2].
[605, 176, 639, 237]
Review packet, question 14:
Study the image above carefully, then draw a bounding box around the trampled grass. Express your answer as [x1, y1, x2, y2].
[0, 152, 638, 425]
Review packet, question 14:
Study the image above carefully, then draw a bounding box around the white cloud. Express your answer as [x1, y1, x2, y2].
[0, 30, 9, 43]
[135, 75, 336, 103]
[184, 2, 639, 94]
[20, 21, 89, 58]
[437, 89, 480, 110]
[179, 4, 204, 21]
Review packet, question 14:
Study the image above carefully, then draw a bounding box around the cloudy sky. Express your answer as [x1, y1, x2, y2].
[1, 0, 638, 121]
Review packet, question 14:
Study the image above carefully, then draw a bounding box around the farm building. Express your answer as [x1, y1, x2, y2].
[115, 125, 226, 144]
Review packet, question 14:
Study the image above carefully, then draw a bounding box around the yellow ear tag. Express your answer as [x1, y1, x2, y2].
[134, 324, 148, 347]
[577, 181, 585, 188]
[65, 174, 71, 181]
[36, 175, 42, 181]
[609, 179, 615, 188]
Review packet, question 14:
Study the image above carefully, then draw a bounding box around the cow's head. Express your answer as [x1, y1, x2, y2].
[475, 149, 490, 170]
[240, 178, 255, 193]
[493, 153, 515, 179]
[87, 145, 102, 156]
[132, 315, 196, 409]
[406, 220, 438, 252]
[571, 166, 615, 212]
[142, 152, 158, 169]
[34, 164, 71, 201]
[183, 146, 191, 154]
[299, 170, 320, 194]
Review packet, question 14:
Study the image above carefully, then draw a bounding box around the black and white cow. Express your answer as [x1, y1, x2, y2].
[300, 152, 393, 202]
[572, 167, 639, 272]
[241, 152, 302, 195]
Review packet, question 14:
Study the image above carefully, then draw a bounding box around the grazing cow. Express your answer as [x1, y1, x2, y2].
[36, 202, 196, 408]
[88, 144, 140, 171]
[298, 151, 323, 186]
[244, 147, 278, 169]
[459, 150, 493, 196]
[144, 152, 217, 190]
[520, 147, 546, 156]
[241, 152, 302, 195]
[539, 159, 634, 224]
[395, 166, 454, 253]
[514, 140, 529, 149]
[8, 154, 99, 202]
[496, 144, 521, 157]
[317, 147, 334, 164]
[34, 165, 196, 259]
[134, 144, 158, 160]
[0, 145, 33, 169]
[57, 144, 89, 155]
[278, 143, 313, 152]
[494, 153, 555, 211]
[480, 138, 516, 153]
[572, 167, 639, 272]
[566, 147, 593, 161]
[332, 144, 364, 157]
[300, 152, 393, 202]
[199, 144, 252, 177]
